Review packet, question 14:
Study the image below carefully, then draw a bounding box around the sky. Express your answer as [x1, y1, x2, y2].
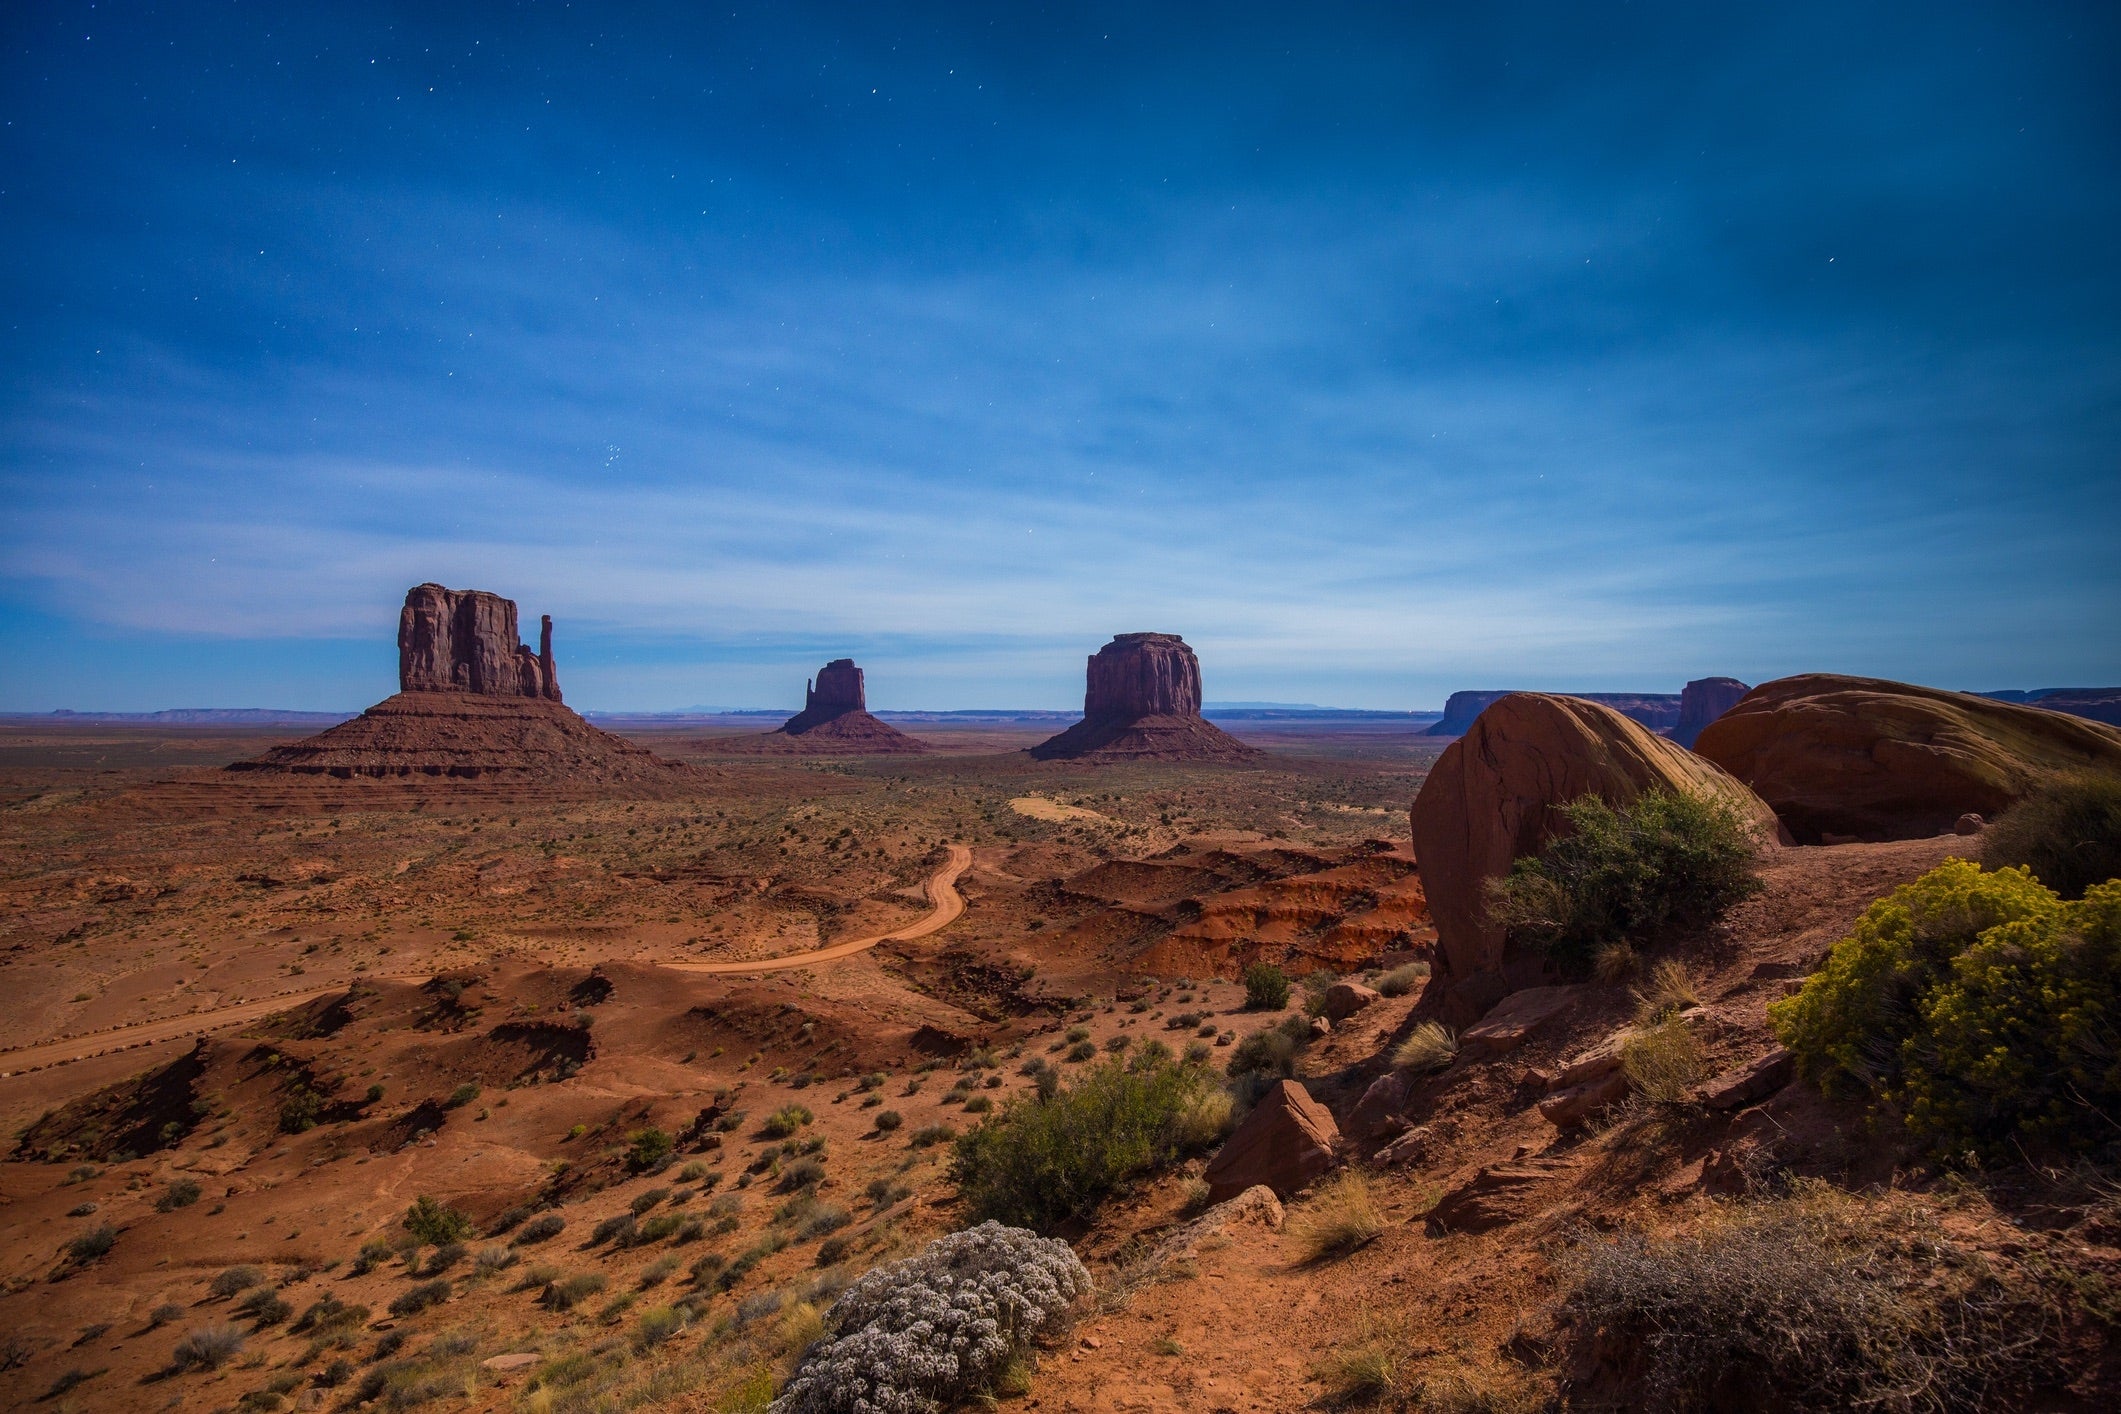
[3, 2, 2118, 712]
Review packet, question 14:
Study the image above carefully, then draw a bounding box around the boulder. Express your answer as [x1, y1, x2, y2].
[1459, 984, 1579, 1058]
[1408, 694, 1779, 1025]
[1201, 1079, 1340, 1202]
[1693, 1048, 1796, 1112]
[1323, 982, 1380, 1022]
[1422, 1156, 1579, 1234]
[398, 583, 562, 701]
[1694, 674, 2121, 843]
[1954, 812, 1985, 835]
[1349, 1071, 1410, 1140]
[1029, 634, 1260, 762]
[1673, 677, 1751, 748]
[1536, 1031, 1634, 1127]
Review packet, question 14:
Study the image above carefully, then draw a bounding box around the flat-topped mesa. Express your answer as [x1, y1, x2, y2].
[1029, 633, 1259, 762]
[398, 583, 562, 703]
[1673, 676, 1751, 749]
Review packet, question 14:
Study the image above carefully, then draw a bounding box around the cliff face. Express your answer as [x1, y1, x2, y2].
[804, 659, 866, 717]
[1029, 633, 1258, 762]
[1673, 677, 1751, 748]
[1427, 689, 1682, 737]
[768, 659, 927, 751]
[397, 584, 562, 702]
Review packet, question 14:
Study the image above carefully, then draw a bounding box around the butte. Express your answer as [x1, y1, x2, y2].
[1028, 632, 1260, 762]
[711, 658, 930, 754]
[228, 583, 691, 788]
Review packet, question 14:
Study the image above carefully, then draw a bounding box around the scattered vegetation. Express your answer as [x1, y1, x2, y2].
[1982, 771, 2121, 900]
[510, 1212, 565, 1246]
[154, 1177, 203, 1212]
[761, 1105, 814, 1139]
[627, 1126, 675, 1171]
[1485, 788, 1765, 969]
[1242, 962, 1292, 1011]
[1771, 859, 2121, 1158]
[1393, 1021, 1458, 1074]
[1288, 1171, 1385, 1262]
[952, 1053, 1230, 1230]
[1375, 961, 1429, 997]
[170, 1324, 246, 1372]
[401, 1194, 474, 1246]
[387, 1279, 451, 1317]
[208, 1264, 265, 1298]
[65, 1224, 116, 1263]
[1316, 1309, 1407, 1403]
[1621, 1017, 1707, 1103]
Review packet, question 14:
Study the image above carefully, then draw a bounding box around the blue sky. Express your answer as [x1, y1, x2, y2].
[3, 2, 2117, 711]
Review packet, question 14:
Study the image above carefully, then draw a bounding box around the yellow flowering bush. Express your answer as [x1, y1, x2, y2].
[1770, 858, 2121, 1157]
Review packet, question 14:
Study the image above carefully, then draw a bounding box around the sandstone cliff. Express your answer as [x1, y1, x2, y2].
[1029, 634, 1259, 762]
[398, 583, 562, 702]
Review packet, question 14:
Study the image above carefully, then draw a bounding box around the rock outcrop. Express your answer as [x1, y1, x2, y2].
[1695, 674, 2121, 843]
[1028, 633, 1260, 762]
[1673, 677, 1751, 748]
[1201, 1078, 1339, 1202]
[709, 659, 931, 755]
[1408, 694, 1779, 1024]
[230, 584, 689, 789]
[1427, 689, 1682, 737]
[399, 583, 561, 702]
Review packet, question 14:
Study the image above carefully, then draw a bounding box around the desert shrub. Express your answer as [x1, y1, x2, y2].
[1242, 962, 1291, 1010]
[1485, 788, 1765, 969]
[278, 1086, 324, 1134]
[474, 1244, 517, 1275]
[779, 1156, 827, 1192]
[633, 1304, 685, 1351]
[67, 1224, 116, 1262]
[909, 1123, 958, 1148]
[761, 1106, 814, 1139]
[1288, 1171, 1385, 1262]
[1632, 958, 1700, 1022]
[540, 1273, 607, 1311]
[510, 1212, 565, 1246]
[626, 1127, 675, 1172]
[149, 1302, 184, 1328]
[1622, 1017, 1707, 1103]
[401, 1195, 474, 1246]
[209, 1264, 266, 1298]
[631, 1187, 672, 1215]
[963, 1095, 993, 1114]
[1770, 859, 2121, 1158]
[1315, 1310, 1406, 1403]
[1376, 962, 1429, 997]
[156, 1177, 203, 1212]
[1560, 1187, 2054, 1412]
[1392, 1022, 1458, 1075]
[798, 1205, 852, 1241]
[1226, 1013, 1312, 1082]
[348, 1239, 393, 1275]
[444, 1082, 480, 1109]
[952, 1055, 1228, 1231]
[590, 1212, 638, 1246]
[423, 1241, 467, 1276]
[387, 1280, 450, 1317]
[1982, 771, 2121, 899]
[291, 1297, 368, 1336]
[773, 1222, 1091, 1414]
[171, 1323, 246, 1371]
[236, 1287, 292, 1325]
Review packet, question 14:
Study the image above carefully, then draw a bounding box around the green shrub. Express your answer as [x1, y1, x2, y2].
[1375, 962, 1428, 997]
[444, 1082, 480, 1109]
[67, 1224, 116, 1262]
[1982, 772, 2121, 899]
[1771, 859, 2121, 1157]
[209, 1265, 265, 1298]
[1226, 1014, 1312, 1081]
[156, 1178, 203, 1212]
[952, 1054, 1228, 1230]
[760, 1106, 813, 1139]
[626, 1127, 675, 1172]
[170, 1323, 246, 1371]
[1241, 963, 1291, 1011]
[386, 1280, 449, 1317]
[872, 1109, 903, 1132]
[400, 1195, 474, 1246]
[1484, 788, 1765, 969]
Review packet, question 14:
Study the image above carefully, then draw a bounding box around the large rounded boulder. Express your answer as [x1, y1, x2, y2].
[1409, 693, 1778, 1024]
[1693, 674, 2121, 844]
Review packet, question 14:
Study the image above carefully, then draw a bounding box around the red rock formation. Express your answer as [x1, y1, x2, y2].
[1408, 693, 1779, 1025]
[1428, 689, 1683, 737]
[1694, 674, 2121, 843]
[725, 658, 931, 754]
[1673, 677, 1751, 748]
[1201, 1079, 1339, 1201]
[397, 584, 563, 702]
[1029, 633, 1259, 762]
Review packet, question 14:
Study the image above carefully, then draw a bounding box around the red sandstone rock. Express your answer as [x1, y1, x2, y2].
[1694, 1047, 1795, 1111]
[765, 659, 929, 753]
[1408, 694, 1779, 1025]
[1694, 674, 2121, 843]
[1201, 1078, 1339, 1202]
[397, 583, 563, 702]
[1673, 677, 1751, 748]
[1323, 982, 1380, 1023]
[1954, 812, 1985, 835]
[1349, 1071, 1410, 1140]
[1029, 633, 1259, 762]
[1422, 1156, 1579, 1233]
[1459, 984, 1579, 1057]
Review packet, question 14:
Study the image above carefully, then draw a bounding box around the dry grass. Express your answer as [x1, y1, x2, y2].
[1376, 962, 1429, 997]
[1593, 941, 1637, 983]
[1631, 958, 1700, 1022]
[1315, 1309, 1406, 1402]
[1620, 1017, 1706, 1103]
[1393, 1022, 1458, 1074]
[1289, 1171, 1386, 1262]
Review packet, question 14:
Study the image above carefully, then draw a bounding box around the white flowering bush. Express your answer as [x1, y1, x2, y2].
[770, 1221, 1092, 1414]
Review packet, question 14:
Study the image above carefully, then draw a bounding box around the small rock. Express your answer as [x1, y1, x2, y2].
[482, 1354, 540, 1373]
[1309, 1016, 1333, 1041]
[1349, 1071, 1410, 1141]
[1323, 982, 1380, 1023]
[1460, 985, 1579, 1058]
[1538, 1071, 1630, 1128]
[1376, 1126, 1431, 1167]
[1694, 1048, 1796, 1111]
[1424, 1157, 1579, 1234]
[1954, 812, 1985, 835]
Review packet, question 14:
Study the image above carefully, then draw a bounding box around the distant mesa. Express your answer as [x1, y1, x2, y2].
[699, 658, 931, 755]
[1976, 686, 2121, 729]
[229, 583, 690, 786]
[1426, 689, 1683, 737]
[1028, 633, 1261, 762]
[1695, 673, 2121, 844]
[1672, 676, 1752, 748]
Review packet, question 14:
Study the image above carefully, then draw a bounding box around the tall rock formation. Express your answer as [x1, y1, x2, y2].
[398, 583, 563, 702]
[230, 583, 687, 788]
[1408, 693, 1780, 1024]
[1029, 633, 1260, 762]
[1695, 674, 2121, 843]
[756, 659, 929, 753]
[1673, 677, 1751, 748]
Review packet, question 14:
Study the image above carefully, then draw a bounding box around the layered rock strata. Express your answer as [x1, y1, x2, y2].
[1695, 674, 2121, 843]
[1028, 633, 1260, 762]
[1408, 693, 1779, 1024]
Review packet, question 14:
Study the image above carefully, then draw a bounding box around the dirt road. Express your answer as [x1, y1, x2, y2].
[0, 842, 972, 1075]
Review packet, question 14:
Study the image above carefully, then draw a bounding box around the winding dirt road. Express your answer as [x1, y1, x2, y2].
[0, 843, 972, 1077]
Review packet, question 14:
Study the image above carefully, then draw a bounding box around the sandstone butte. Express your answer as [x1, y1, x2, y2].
[1672, 675, 1751, 748]
[1694, 673, 2121, 843]
[731, 658, 930, 754]
[1028, 632, 1260, 762]
[229, 583, 690, 786]
[1408, 692, 1780, 1026]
